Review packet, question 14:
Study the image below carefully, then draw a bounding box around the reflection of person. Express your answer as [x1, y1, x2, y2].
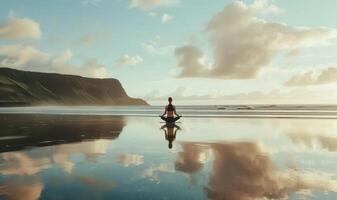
[161, 124, 180, 149]
[160, 97, 181, 123]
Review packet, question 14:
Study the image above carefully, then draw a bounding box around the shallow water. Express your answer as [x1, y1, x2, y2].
[0, 113, 337, 200]
[2, 105, 337, 118]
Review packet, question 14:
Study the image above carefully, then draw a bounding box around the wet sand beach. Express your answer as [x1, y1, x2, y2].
[0, 106, 337, 199]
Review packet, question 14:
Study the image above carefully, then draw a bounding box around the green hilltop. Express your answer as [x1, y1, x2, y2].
[0, 68, 148, 106]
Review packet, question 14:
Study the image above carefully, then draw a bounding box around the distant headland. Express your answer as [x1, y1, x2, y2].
[0, 67, 148, 106]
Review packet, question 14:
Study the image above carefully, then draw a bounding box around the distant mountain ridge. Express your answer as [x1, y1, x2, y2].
[0, 67, 148, 106]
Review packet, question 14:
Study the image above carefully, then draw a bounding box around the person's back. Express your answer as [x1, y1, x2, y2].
[166, 103, 175, 117]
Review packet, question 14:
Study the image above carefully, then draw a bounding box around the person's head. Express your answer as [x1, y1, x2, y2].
[168, 97, 172, 104]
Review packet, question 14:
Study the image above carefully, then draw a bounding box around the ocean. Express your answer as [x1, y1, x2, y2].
[1, 104, 337, 118]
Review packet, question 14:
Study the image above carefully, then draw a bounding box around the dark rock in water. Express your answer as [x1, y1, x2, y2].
[217, 105, 254, 110]
[0, 67, 148, 106]
[235, 105, 254, 110]
[216, 106, 227, 110]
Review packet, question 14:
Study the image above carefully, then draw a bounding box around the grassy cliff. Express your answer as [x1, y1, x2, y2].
[0, 68, 148, 106]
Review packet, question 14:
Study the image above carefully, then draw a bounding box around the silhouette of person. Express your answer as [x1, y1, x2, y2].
[161, 124, 180, 149]
[160, 97, 181, 123]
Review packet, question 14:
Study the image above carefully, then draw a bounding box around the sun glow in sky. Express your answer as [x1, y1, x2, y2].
[1, 0, 337, 105]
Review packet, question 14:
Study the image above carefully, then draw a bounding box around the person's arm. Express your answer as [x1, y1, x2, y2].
[173, 106, 180, 117]
[174, 128, 178, 136]
[161, 106, 167, 117]
[163, 129, 168, 140]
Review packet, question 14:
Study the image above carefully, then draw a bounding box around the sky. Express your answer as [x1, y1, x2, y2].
[1, 0, 337, 105]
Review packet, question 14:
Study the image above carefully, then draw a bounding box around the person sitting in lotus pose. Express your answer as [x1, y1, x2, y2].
[160, 97, 181, 123]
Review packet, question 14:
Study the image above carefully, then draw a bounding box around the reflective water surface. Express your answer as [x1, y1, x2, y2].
[0, 114, 337, 200]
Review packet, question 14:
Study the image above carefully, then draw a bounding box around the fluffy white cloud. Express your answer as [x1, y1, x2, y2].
[0, 17, 41, 40]
[175, 0, 333, 79]
[116, 54, 143, 65]
[130, 0, 177, 10]
[250, 0, 283, 15]
[285, 67, 337, 86]
[0, 44, 109, 78]
[50, 49, 72, 68]
[141, 41, 174, 55]
[175, 45, 209, 77]
[161, 13, 173, 24]
[81, 59, 109, 78]
[0, 44, 49, 68]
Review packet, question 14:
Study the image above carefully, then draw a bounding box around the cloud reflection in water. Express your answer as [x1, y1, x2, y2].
[176, 141, 337, 200]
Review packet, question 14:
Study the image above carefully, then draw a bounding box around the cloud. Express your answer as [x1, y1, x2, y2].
[215, 88, 335, 103]
[178, 142, 337, 200]
[116, 54, 143, 65]
[76, 35, 96, 45]
[144, 85, 337, 104]
[175, 45, 209, 77]
[233, 88, 337, 104]
[0, 44, 110, 78]
[161, 14, 173, 24]
[75, 32, 111, 46]
[175, 0, 333, 79]
[117, 154, 144, 167]
[0, 17, 41, 40]
[284, 67, 337, 86]
[144, 86, 214, 101]
[130, 0, 177, 10]
[81, 59, 109, 78]
[250, 0, 283, 15]
[141, 41, 174, 55]
[0, 44, 49, 68]
[49, 50, 109, 78]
